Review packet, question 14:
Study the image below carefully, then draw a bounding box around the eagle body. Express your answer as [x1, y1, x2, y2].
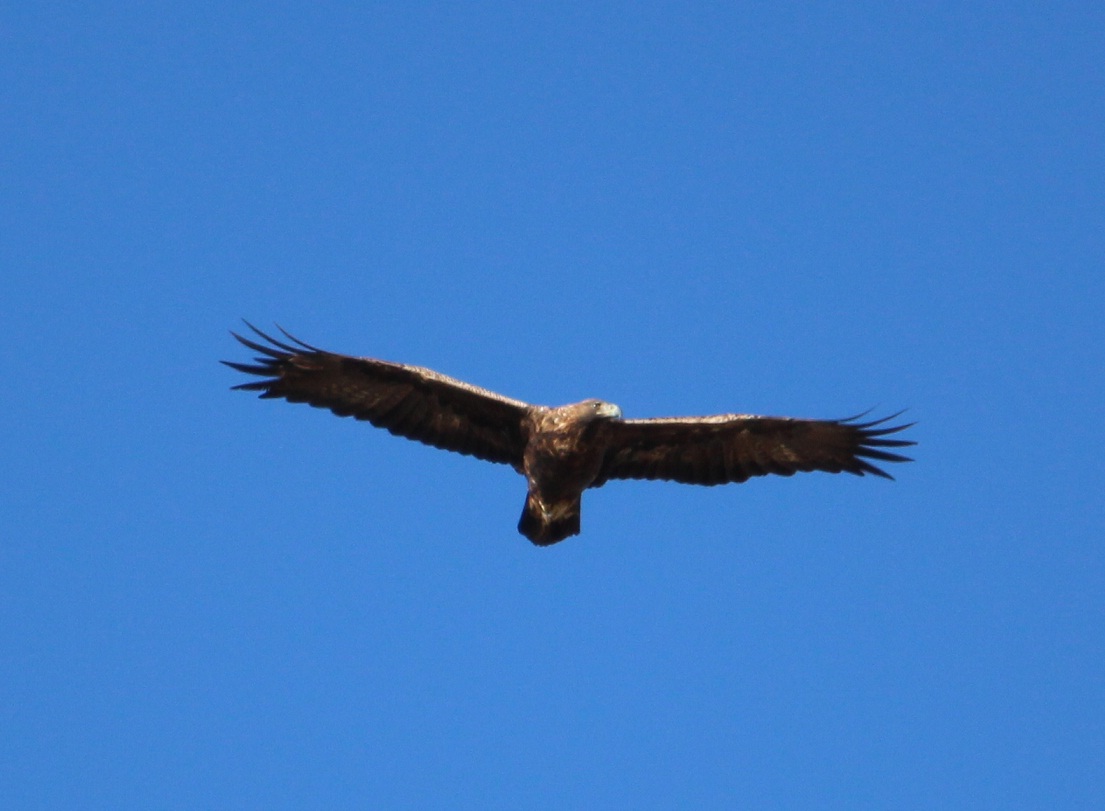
[520, 400, 623, 544]
[225, 325, 915, 546]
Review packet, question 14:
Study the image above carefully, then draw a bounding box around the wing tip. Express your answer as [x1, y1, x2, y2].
[224, 320, 318, 394]
[846, 408, 916, 478]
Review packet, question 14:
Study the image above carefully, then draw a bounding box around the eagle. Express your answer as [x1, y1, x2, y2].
[224, 324, 915, 546]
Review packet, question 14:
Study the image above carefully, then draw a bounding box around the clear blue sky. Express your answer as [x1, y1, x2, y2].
[3, 3, 1103, 808]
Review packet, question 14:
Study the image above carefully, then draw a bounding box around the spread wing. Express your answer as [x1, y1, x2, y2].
[223, 323, 532, 468]
[592, 412, 914, 486]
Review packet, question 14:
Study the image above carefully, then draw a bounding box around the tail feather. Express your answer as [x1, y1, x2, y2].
[518, 493, 581, 546]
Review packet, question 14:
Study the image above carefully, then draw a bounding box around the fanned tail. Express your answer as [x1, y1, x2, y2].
[518, 493, 581, 546]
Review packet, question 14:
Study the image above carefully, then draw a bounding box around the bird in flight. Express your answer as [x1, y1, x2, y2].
[224, 324, 915, 546]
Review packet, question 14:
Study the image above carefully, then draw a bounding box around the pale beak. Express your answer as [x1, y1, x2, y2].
[598, 402, 623, 419]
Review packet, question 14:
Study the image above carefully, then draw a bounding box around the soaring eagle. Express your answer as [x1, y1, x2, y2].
[225, 324, 914, 546]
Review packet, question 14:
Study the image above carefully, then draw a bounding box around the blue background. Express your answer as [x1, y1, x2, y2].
[3, 3, 1103, 808]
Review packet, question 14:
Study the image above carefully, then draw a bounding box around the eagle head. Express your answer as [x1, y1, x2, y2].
[577, 398, 623, 420]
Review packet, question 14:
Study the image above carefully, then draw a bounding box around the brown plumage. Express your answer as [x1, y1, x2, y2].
[224, 324, 915, 546]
